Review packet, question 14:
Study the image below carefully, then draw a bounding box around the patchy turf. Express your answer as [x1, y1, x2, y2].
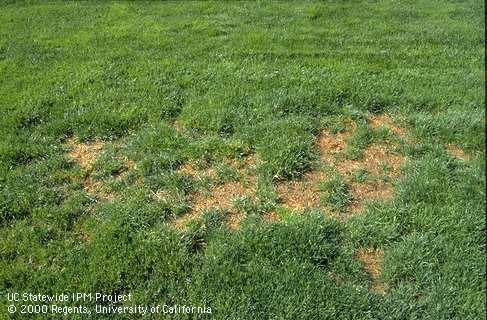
[0, 1, 484, 319]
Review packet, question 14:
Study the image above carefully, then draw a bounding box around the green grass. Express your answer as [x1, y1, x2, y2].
[320, 173, 352, 211]
[0, 1, 485, 319]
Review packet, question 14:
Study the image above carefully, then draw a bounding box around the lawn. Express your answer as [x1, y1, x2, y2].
[0, 1, 485, 319]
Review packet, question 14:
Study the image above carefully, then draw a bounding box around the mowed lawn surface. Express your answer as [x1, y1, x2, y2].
[0, 1, 485, 319]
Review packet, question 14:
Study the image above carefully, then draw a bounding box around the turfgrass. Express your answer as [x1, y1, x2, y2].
[0, 1, 485, 319]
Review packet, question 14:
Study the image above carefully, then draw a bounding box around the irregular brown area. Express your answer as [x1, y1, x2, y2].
[317, 129, 350, 164]
[277, 117, 406, 215]
[66, 138, 131, 200]
[356, 247, 387, 294]
[227, 212, 246, 230]
[446, 144, 470, 161]
[172, 114, 407, 225]
[263, 211, 281, 222]
[276, 128, 354, 211]
[66, 138, 104, 169]
[339, 144, 405, 213]
[172, 119, 184, 132]
[348, 180, 394, 213]
[192, 180, 251, 212]
[370, 114, 407, 139]
[178, 163, 215, 179]
[84, 178, 114, 200]
[172, 158, 256, 229]
[277, 171, 326, 210]
[337, 144, 404, 178]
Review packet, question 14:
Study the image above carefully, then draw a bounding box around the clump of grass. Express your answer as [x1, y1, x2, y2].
[254, 117, 317, 180]
[215, 163, 240, 183]
[353, 167, 369, 183]
[345, 124, 374, 160]
[320, 114, 348, 134]
[320, 174, 352, 211]
[127, 123, 187, 174]
[232, 177, 279, 216]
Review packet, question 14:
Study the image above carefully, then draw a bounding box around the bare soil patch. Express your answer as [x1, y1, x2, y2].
[263, 211, 281, 222]
[66, 138, 132, 200]
[66, 138, 112, 199]
[172, 114, 407, 225]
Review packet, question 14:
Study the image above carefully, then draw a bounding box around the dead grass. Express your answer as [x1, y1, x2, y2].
[172, 114, 408, 225]
[276, 128, 352, 211]
[337, 144, 404, 178]
[66, 138, 104, 169]
[172, 119, 184, 132]
[66, 138, 118, 200]
[347, 180, 394, 213]
[446, 144, 470, 161]
[277, 117, 406, 215]
[277, 170, 326, 210]
[263, 211, 281, 222]
[227, 211, 246, 230]
[317, 130, 350, 164]
[356, 247, 387, 294]
[173, 180, 254, 229]
[370, 114, 407, 139]
[171, 157, 257, 229]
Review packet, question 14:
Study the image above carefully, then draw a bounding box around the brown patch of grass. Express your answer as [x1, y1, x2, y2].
[348, 180, 394, 213]
[172, 211, 198, 230]
[66, 138, 104, 169]
[362, 144, 404, 177]
[66, 138, 115, 200]
[227, 211, 246, 230]
[277, 170, 326, 210]
[446, 144, 470, 161]
[178, 163, 215, 180]
[370, 114, 407, 139]
[192, 180, 251, 212]
[124, 158, 136, 170]
[337, 144, 404, 214]
[335, 144, 404, 178]
[172, 119, 184, 132]
[356, 247, 387, 294]
[274, 128, 347, 212]
[178, 163, 199, 176]
[172, 157, 257, 229]
[317, 130, 350, 163]
[276, 116, 406, 215]
[263, 211, 281, 222]
[173, 180, 253, 229]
